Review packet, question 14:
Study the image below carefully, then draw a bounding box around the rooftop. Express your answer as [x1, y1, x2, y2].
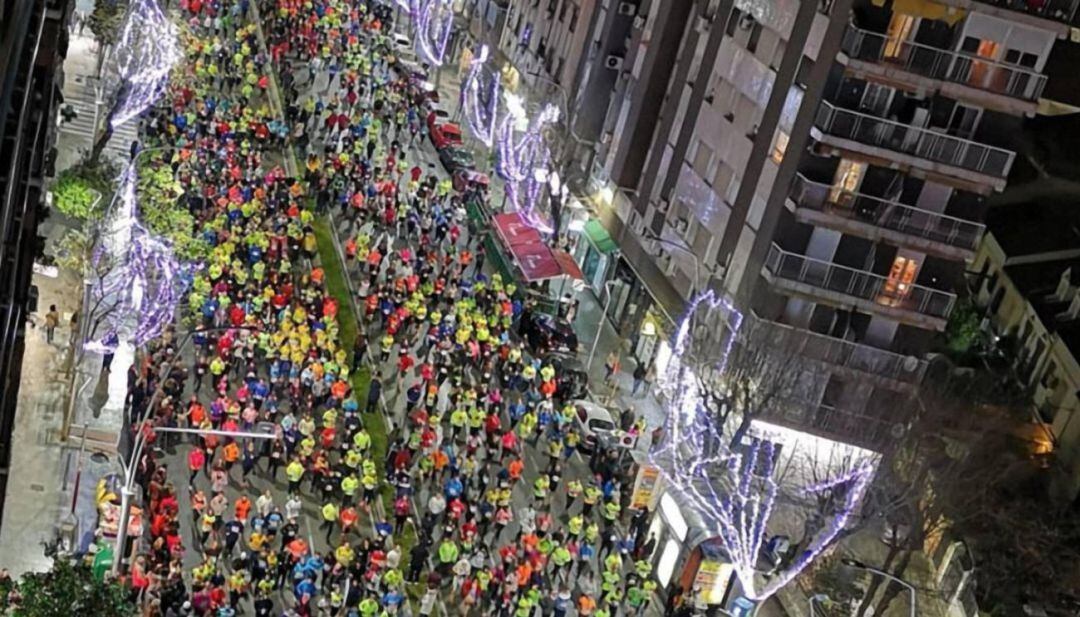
[1004, 257, 1080, 358]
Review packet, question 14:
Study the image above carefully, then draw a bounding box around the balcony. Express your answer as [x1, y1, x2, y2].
[761, 244, 957, 330]
[748, 316, 928, 391]
[761, 400, 899, 451]
[812, 101, 1016, 191]
[841, 27, 1046, 113]
[789, 174, 985, 261]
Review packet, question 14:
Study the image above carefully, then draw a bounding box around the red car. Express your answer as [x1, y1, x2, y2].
[431, 122, 463, 150]
[426, 108, 451, 133]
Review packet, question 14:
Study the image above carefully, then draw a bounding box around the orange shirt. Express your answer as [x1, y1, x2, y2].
[235, 497, 251, 521]
[508, 459, 524, 479]
[223, 442, 240, 463]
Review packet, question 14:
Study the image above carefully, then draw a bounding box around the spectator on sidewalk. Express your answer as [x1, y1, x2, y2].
[44, 305, 59, 345]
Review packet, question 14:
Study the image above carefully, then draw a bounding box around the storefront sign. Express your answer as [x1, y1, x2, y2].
[630, 464, 663, 511]
[694, 560, 734, 605]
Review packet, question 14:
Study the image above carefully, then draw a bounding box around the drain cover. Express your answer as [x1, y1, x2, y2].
[30, 484, 45, 492]
[90, 453, 109, 464]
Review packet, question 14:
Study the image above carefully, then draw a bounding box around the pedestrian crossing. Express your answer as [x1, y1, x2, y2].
[58, 73, 140, 163]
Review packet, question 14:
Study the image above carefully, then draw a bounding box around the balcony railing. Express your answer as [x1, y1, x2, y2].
[764, 399, 898, 447]
[791, 174, 985, 252]
[763, 244, 957, 319]
[978, 0, 1079, 26]
[841, 27, 1047, 102]
[814, 101, 1016, 179]
[749, 317, 928, 385]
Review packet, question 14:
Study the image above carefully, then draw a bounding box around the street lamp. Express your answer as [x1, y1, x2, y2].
[111, 324, 259, 574]
[643, 230, 707, 298]
[841, 558, 917, 617]
[808, 593, 830, 616]
[586, 279, 621, 373]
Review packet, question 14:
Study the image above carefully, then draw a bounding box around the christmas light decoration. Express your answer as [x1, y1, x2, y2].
[652, 291, 875, 601]
[459, 45, 500, 146]
[413, 0, 453, 67]
[90, 161, 193, 351]
[106, 0, 182, 128]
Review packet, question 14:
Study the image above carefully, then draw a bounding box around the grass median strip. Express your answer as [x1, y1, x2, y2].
[312, 216, 419, 581]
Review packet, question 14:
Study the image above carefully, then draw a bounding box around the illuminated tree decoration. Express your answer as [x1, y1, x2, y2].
[495, 104, 559, 233]
[413, 0, 453, 67]
[459, 45, 500, 147]
[88, 162, 193, 352]
[106, 0, 182, 128]
[652, 291, 875, 601]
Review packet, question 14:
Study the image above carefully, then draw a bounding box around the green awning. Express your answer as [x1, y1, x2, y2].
[584, 219, 617, 254]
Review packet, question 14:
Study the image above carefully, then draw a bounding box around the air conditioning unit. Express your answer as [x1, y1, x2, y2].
[604, 54, 624, 70]
[600, 131, 613, 144]
[632, 14, 646, 29]
[656, 198, 670, 213]
[739, 13, 756, 30]
[617, 1, 637, 16]
[674, 217, 688, 233]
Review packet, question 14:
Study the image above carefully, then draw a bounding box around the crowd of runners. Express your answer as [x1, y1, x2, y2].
[119, 0, 662, 615]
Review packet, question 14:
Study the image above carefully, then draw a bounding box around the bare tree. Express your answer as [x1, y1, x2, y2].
[852, 374, 1036, 617]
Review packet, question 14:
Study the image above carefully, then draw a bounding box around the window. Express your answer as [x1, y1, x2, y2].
[554, 57, 565, 83]
[559, 0, 569, 21]
[726, 7, 742, 36]
[830, 159, 865, 204]
[692, 140, 714, 177]
[884, 14, 916, 58]
[771, 130, 789, 163]
[746, 21, 763, 54]
[569, 6, 579, 31]
[1004, 48, 1039, 69]
[882, 256, 920, 302]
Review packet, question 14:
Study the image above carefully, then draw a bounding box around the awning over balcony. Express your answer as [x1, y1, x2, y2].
[584, 219, 618, 253]
[875, 0, 967, 24]
[492, 212, 584, 282]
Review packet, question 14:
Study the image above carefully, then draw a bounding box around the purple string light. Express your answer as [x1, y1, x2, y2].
[89, 161, 194, 351]
[413, 0, 453, 67]
[459, 45, 500, 147]
[651, 291, 875, 601]
[107, 0, 181, 128]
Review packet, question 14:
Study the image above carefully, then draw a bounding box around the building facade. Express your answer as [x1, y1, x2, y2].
[588, 0, 1074, 449]
[0, 0, 71, 527]
[970, 200, 1080, 501]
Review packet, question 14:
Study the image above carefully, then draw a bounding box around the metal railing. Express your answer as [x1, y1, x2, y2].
[842, 27, 1048, 102]
[749, 317, 928, 384]
[978, 0, 1080, 25]
[764, 399, 897, 446]
[814, 101, 1016, 179]
[791, 174, 985, 252]
[763, 244, 957, 319]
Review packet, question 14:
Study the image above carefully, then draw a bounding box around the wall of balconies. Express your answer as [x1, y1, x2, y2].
[787, 173, 985, 260]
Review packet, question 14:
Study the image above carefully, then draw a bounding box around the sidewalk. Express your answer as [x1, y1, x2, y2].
[0, 24, 129, 576]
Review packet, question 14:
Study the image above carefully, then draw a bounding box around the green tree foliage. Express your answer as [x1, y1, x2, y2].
[0, 552, 135, 616]
[87, 0, 129, 47]
[943, 298, 986, 362]
[137, 163, 211, 262]
[51, 158, 121, 222]
[54, 228, 94, 273]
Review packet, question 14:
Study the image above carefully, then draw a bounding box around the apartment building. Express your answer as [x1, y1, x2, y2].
[0, 0, 72, 529]
[590, 0, 1074, 450]
[498, 0, 597, 95]
[970, 200, 1080, 501]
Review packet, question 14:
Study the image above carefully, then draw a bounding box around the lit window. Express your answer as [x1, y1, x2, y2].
[657, 539, 681, 587]
[771, 130, 789, 163]
[661, 493, 688, 542]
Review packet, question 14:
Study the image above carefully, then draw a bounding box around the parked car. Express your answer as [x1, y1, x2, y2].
[426, 108, 451, 133]
[542, 352, 589, 401]
[452, 169, 490, 194]
[431, 122, 463, 150]
[438, 147, 476, 174]
[570, 400, 618, 453]
[521, 311, 578, 354]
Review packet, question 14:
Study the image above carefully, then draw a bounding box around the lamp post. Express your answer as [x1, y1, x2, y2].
[643, 230, 706, 298]
[808, 593, 830, 616]
[842, 558, 917, 617]
[111, 324, 258, 574]
[586, 279, 620, 372]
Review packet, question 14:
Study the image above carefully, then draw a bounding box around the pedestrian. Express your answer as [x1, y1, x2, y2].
[632, 359, 647, 396]
[44, 305, 59, 345]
